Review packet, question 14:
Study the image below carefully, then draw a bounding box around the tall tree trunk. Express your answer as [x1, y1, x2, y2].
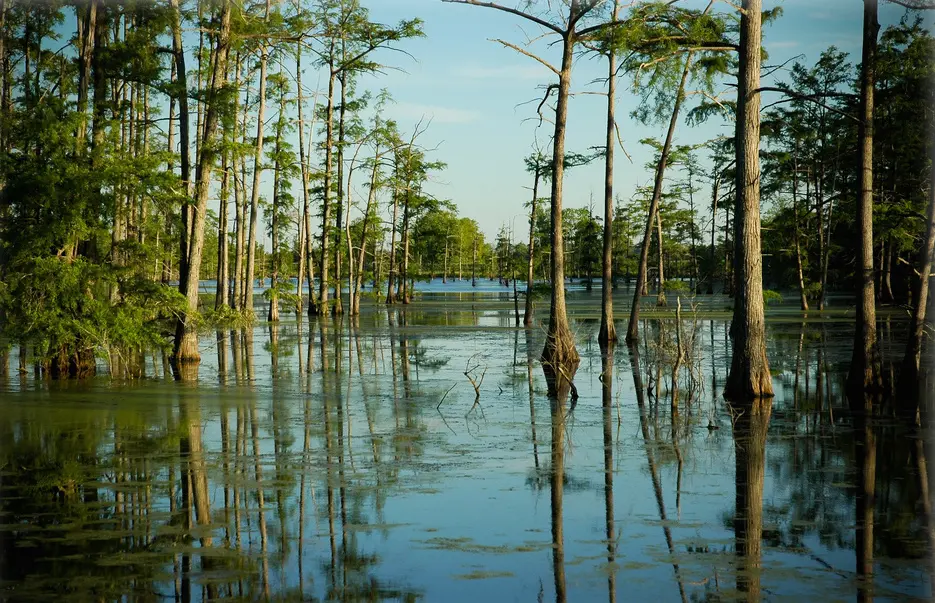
[472, 234, 477, 287]
[655, 206, 666, 306]
[173, 1, 232, 366]
[848, 0, 882, 401]
[815, 170, 827, 311]
[688, 165, 699, 293]
[353, 152, 380, 316]
[195, 0, 204, 166]
[231, 54, 246, 310]
[897, 161, 935, 420]
[540, 32, 579, 386]
[170, 0, 191, 288]
[401, 196, 411, 304]
[268, 82, 285, 323]
[598, 6, 618, 346]
[386, 162, 398, 304]
[725, 0, 773, 400]
[319, 60, 336, 315]
[625, 54, 693, 344]
[881, 239, 894, 303]
[792, 149, 809, 311]
[0, 0, 7, 156]
[343, 151, 356, 316]
[707, 171, 719, 295]
[75, 1, 96, 154]
[216, 147, 230, 310]
[295, 40, 318, 316]
[245, 7, 270, 317]
[333, 69, 347, 315]
[524, 166, 540, 327]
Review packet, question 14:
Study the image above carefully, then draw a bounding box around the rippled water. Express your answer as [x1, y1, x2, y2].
[0, 291, 930, 602]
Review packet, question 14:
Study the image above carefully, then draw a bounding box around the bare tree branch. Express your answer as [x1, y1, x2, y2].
[885, 0, 935, 8]
[441, 0, 565, 35]
[755, 86, 859, 123]
[490, 38, 561, 75]
[614, 120, 634, 163]
[536, 83, 560, 127]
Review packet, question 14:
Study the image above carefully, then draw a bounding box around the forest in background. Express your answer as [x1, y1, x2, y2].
[0, 0, 930, 404]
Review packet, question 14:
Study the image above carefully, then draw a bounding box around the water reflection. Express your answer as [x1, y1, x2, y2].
[731, 398, 771, 602]
[550, 394, 567, 603]
[855, 407, 876, 603]
[0, 300, 930, 602]
[601, 343, 616, 603]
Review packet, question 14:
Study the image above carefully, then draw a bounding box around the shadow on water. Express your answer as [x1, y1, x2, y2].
[0, 292, 931, 602]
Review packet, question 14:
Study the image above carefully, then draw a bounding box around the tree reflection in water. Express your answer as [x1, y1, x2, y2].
[0, 309, 930, 602]
[731, 397, 771, 603]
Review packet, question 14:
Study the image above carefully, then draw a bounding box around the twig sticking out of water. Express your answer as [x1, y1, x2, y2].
[436, 383, 458, 410]
[464, 353, 488, 403]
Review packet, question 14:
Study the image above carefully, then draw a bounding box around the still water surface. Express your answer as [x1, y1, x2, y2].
[0, 291, 931, 602]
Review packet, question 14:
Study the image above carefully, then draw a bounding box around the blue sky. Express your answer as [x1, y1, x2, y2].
[335, 0, 927, 240]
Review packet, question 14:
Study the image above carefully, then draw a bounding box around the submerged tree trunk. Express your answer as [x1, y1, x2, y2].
[541, 32, 580, 387]
[848, 0, 882, 401]
[524, 166, 540, 327]
[173, 1, 231, 366]
[245, 21, 269, 318]
[625, 54, 693, 344]
[725, 0, 773, 400]
[598, 8, 618, 346]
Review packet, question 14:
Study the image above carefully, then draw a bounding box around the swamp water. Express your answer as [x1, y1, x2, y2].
[0, 289, 931, 602]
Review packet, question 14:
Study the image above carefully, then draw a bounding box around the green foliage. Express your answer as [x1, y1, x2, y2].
[763, 290, 784, 306]
[0, 257, 185, 358]
[665, 280, 688, 293]
[202, 305, 254, 329]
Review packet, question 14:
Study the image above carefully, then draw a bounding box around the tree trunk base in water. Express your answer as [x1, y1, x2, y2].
[541, 328, 580, 398]
[541, 360, 579, 402]
[598, 321, 617, 346]
[172, 323, 202, 377]
[171, 360, 200, 382]
[49, 346, 96, 379]
[268, 299, 279, 322]
[724, 364, 774, 401]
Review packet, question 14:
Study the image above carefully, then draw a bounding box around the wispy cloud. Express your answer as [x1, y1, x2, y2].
[453, 64, 548, 81]
[392, 102, 482, 125]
